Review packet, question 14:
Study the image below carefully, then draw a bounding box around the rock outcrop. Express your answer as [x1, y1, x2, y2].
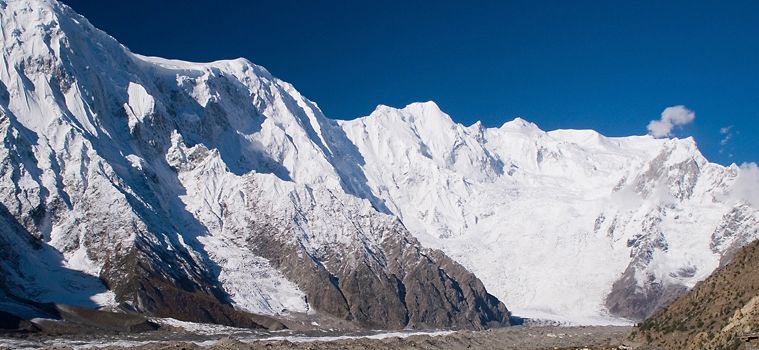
[0, 0, 509, 330]
[630, 239, 759, 349]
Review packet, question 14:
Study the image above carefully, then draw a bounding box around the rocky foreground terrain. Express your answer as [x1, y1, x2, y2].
[2, 1, 759, 349]
[0, 325, 631, 350]
[628, 239, 759, 350]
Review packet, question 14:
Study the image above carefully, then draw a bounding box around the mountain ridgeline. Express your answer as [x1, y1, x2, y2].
[0, 0, 508, 330]
[0, 0, 758, 331]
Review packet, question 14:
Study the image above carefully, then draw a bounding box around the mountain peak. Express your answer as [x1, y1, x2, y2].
[0, 0, 512, 331]
[371, 100, 441, 113]
[367, 100, 454, 127]
[499, 117, 541, 132]
[0, 0, 57, 13]
[0, 0, 106, 45]
[2, 0, 756, 333]
[403, 100, 442, 111]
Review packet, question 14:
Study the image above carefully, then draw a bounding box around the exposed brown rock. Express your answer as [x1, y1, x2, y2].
[606, 264, 687, 321]
[250, 224, 510, 330]
[54, 304, 158, 332]
[630, 239, 759, 349]
[100, 241, 284, 330]
[0, 0, 511, 333]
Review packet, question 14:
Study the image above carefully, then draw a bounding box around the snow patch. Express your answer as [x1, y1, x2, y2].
[199, 235, 309, 315]
[124, 82, 155, 129]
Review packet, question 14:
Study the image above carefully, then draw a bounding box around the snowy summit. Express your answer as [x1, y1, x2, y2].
[0, 0, 757, 333]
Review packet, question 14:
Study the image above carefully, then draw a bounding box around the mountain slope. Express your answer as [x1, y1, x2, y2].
[0, 0, 509, 329]
[338, 102, 759, 324]
[630, 239, 759, 349]
[1, 0, 756, 329]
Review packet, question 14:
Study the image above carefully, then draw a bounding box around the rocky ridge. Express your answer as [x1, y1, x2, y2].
[630, 239, 759, 349]
[0, 0, 757, 330]
[0, 0, 508, 330]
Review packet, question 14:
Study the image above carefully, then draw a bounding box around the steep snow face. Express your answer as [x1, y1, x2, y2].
[0, 0, 369, 317]
[0, 0, 147, 308]
[0, 0, 349, 318]
[339, 102, 758, 324]
[0, 0, 510, 329]
[1, 0, 756, 328]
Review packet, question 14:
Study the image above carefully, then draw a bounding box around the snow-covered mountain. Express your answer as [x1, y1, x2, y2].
[0, 0, 509, 329]
[338, 103, 759, 324]
[0, 0, 756, 329]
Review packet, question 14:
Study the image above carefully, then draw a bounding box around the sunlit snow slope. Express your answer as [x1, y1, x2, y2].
[339, 102, 759, 324]
[1, 0, 757, 328]
[0, 0, 509, 329]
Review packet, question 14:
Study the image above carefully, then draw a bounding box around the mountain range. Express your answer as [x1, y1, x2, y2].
[0, 0, 757, 330]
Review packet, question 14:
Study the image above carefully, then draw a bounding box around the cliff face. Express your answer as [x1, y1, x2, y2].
[2, 0, 758, 330]
[0, 0, 509, 329]
[631, 239, 759, 349]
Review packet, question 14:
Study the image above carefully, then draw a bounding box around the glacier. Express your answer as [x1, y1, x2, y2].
[0, 0, 756, 329]
[0, 0, 508, 329]
[339, 102, 759, 323]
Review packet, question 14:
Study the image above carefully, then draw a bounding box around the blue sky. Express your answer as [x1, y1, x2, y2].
[62, 0, 758, 165]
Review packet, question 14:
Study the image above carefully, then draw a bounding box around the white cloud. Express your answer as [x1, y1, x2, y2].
[732, 162, 759, 208]
[719, 125, 736, 157]
[720, 134, 732, 146]
[647, 105, 695, 138]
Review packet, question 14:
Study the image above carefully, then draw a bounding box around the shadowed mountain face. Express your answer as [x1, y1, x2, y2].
[0, 0, 509, 330]
[631, 239, 759, 349]
[1, 0, 757, 330]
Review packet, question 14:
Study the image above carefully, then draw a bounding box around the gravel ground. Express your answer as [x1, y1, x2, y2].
[0, 326, 632, 350]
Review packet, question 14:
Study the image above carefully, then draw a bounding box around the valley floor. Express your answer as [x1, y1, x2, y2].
[0, 325, 632, 350]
